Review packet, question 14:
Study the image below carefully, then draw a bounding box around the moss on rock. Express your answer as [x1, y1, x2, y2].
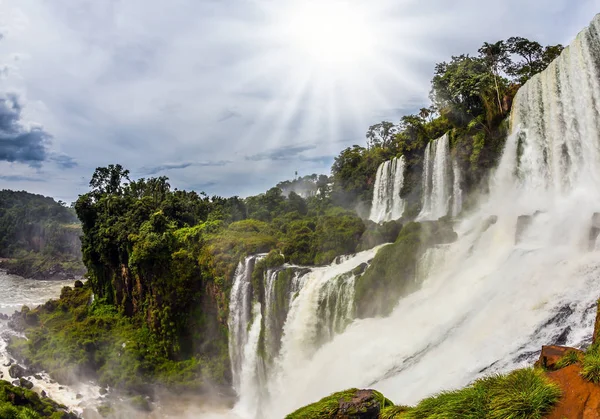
[285, 388, 394, 419]
[355, 220, 457, 318]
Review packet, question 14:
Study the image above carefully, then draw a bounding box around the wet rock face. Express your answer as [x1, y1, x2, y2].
[8, 363, 28, 378]
[19, 377, 34, 389]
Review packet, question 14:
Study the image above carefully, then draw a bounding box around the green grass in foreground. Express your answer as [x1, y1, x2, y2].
[287, 368, 561, 419]
[581, 343, 600, 383]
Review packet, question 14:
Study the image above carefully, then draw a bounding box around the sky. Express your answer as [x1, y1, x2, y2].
[0, 0, 598, 203]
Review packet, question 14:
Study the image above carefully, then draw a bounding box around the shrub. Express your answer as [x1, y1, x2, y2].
[487, 368, 561, 419]
[582, 344, 600, 383]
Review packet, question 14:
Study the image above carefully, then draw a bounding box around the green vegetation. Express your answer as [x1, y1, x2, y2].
[0, 190, 84, 279]
[9, 282, 225, 395]
[288, 369, 561, 419]
[555, 350, 582, 370]
[355, 220, 457, 318]
[402, 369, 560, 419]
[581, 343, 600, 383]
[285, 389, 394, 419]
[0, 380, 76, 418]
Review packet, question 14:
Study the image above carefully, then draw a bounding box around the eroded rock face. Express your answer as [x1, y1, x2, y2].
[535, 346, 583, 371]
[546, 364, 600, 419]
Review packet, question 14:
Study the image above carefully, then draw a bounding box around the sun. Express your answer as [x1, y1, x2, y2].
[279, 0, 377, 69]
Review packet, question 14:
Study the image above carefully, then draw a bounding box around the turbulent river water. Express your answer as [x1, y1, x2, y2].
[0, 270, 104, 413]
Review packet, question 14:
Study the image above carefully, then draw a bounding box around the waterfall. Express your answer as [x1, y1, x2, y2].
[452, 159, 463, 217]
[228, 255, 262, 391]
[369, 156, 406, 223]
[223, 15, 600, 419]
[226, 247, 382, 417]
[418, 133, 452, 220]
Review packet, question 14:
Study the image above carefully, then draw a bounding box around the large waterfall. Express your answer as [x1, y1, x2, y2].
[369, 156, 406, 222]
[224, 14, 600, 419]
[418, 134, 453, 220]
[227, 247, 382, 418]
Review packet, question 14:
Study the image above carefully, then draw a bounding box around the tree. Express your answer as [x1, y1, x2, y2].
[431, 55, 495, 125]
[478, 41, 509, 113]
[504, 37, 564, 84]
[366, 121, 398, 149]
[89, 164, 130, 197]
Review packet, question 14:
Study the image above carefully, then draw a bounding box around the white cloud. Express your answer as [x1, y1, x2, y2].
[0, 0, 597, 201]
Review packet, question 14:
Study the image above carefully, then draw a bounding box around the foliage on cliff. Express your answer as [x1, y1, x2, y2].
[9, 281, 227, 396]
[330, 37, 563, 214]
[0, 379, 76, 418]
[0, 190, 84, 278]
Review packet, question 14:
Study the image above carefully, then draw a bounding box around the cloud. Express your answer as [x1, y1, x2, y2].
[0, 174, 46, 182]
[0, 93, 51, 167]
[50, 153, 78, 168]
[246, 144, 317, 161]
[139, 160, 231, 176]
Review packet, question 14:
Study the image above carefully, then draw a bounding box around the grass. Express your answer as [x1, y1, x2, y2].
[487, 369, 562, 419]
[581, 343, 600, 383]
[294, 368, 562, 419]
[555, 350, 582, 370]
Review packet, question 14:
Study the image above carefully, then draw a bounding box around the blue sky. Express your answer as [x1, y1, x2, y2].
[0, 0, 598, 203]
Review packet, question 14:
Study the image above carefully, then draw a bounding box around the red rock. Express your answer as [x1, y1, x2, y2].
[535, 345, 582, 370]
[546, 364, 600, 419]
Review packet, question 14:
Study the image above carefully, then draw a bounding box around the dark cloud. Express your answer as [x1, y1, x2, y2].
[0, 94, 50, 167]
[246, 144, 316, 161]
[0, 94, 76, 169]
[140, 160, 231, 176]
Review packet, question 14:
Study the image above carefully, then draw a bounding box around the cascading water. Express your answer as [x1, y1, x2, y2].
[369, 156, 406, 223]
[418, 133, 452, 220]
[222, 14, 600, 419]
[228, 255, 263, 392]
[452, 159, 463, 217]
[226, 247, 383, 418]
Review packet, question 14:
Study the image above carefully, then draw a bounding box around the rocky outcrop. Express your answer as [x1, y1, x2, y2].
[8, 364, 28, 379]
[535, 345, 583, 370]
[285, 389, 394, 419]
[546, 364, 600, 419]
